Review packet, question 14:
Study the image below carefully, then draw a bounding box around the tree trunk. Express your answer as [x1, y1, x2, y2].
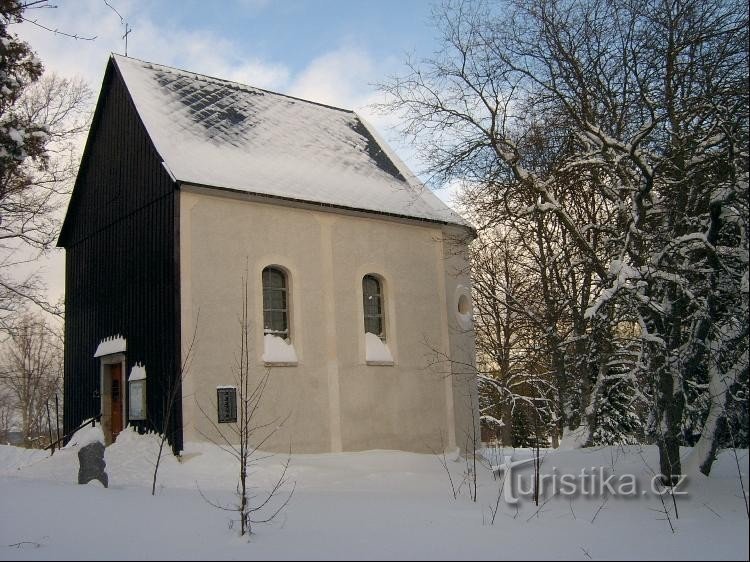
[684, 343, 748, 476]
[655, 355, 684, 485]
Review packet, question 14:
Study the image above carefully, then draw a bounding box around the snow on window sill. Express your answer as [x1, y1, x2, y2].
[262, 334, 298, 366]
[365, 332, 394, 365]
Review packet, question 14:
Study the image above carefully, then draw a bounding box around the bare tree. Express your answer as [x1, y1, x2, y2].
[0, 312, 62, 447]
[1, 2, 92, 330]
[0, 385, 13, 442]
[379, 0, 748, 480]
[196, 271, 294, 537]
[469, 227, 559, 445]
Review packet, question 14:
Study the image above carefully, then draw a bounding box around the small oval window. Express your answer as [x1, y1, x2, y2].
[454, 286, 473, 330]
[458, 294, 471, 315]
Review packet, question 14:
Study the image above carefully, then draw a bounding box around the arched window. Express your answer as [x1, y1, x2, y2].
[362, 275, 385, 339]
[262, 266, 289, 339]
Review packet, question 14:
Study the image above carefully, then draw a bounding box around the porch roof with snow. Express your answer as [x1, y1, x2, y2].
[108, 54, 471, 230]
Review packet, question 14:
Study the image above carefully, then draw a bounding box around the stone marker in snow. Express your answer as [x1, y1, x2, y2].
[78, 441, 108, 488]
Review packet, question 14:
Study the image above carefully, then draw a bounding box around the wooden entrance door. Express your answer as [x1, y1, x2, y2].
[111, 363, 123, 439]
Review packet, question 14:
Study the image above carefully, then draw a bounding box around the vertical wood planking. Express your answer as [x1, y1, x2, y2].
[61, 60, 182, 451]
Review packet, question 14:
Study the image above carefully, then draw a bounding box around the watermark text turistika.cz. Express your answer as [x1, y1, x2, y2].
[493, 457, 688, 504]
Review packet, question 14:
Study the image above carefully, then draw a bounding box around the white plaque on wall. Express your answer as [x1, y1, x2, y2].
[129, 379, 147, 421]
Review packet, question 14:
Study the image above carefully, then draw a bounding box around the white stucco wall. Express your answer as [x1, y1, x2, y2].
[179, 186, 478, 453]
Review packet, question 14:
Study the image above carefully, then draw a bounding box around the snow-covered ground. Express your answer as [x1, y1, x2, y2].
[0, 427, 747, 560]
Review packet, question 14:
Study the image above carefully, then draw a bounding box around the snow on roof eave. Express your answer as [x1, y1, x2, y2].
[356, 115, 475, 235]
[179, 180, 476, 235]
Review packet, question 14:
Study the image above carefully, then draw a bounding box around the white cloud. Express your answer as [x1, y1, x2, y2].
[125, 17, 290, 91]
[15, 0, 291, 91]
[287, 47, 376, 108]
[16, 1, 123, 85]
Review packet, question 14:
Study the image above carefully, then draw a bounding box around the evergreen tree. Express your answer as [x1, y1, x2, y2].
[1, 1, 46, 187]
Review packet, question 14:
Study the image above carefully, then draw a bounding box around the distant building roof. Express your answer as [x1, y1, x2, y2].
[112, 54, 471, 230]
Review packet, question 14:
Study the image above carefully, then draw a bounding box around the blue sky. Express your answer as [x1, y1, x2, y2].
[145, 0, 439, 74]
[18, 0, 440, 108]
[14, 0, 455, 304]
[17, 0, 447, 177]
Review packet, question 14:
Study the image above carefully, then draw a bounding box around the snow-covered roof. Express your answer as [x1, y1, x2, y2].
[112, 55, 470, 229]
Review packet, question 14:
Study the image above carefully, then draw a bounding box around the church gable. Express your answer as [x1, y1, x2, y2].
[58, 59, 175, 247]
[60, 57, 182, 451]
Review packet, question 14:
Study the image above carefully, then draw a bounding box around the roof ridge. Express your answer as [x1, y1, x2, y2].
[107, 53, 473, 232]
[110, 53, 355, 115]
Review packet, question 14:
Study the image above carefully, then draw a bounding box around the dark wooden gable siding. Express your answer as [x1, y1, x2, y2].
[60, 59, 182, 451]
